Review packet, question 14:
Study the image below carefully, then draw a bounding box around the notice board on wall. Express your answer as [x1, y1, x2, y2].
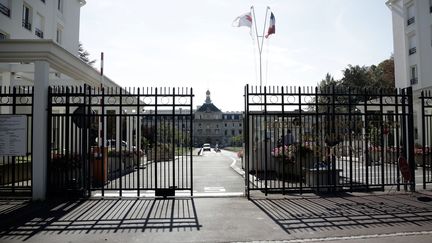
[0, 115, 27, 156]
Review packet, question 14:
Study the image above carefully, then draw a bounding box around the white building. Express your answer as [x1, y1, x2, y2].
[386, 0, 432, 145]
[386, 0, 432, 90]
[0, 0, 118, 86]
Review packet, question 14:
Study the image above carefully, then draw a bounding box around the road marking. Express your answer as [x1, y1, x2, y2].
[204, 187, 226, 192]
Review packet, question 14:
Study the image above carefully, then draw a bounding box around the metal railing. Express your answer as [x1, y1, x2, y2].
[409, 47, 416, 55]
[407, 17, 415, 26]
[35, 28, 44, 38]
[0, 3, 10, 17]
[22, 20, 32, 31]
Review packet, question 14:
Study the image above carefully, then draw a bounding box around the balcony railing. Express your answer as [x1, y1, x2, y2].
[0, 3, 10, 17]
[407, 17, 415, 26]
[0, 33, 7, 40]
[410, 78, 418, 85]
[35, 28, 44, 38]
[409, 47, 417, 55]
[22, 20, 32, 31]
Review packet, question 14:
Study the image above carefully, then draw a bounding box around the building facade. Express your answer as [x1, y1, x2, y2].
[386, 0, 432, 90]
[193, 90, 243, 147]
[387, 0, 432, 144]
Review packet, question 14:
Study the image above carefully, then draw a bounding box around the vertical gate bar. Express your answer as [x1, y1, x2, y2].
[264, 86, 268, 196]
[421, 90, 426, 189]
[47, 87, 52, 194]
[298, 86, 303, 193]
[245, 85, 250, 199]
[407, 87, 415, 191]
[379, 89, 385, 188]
[87, 85, 92, 197]
[363, 88, 369, 190]
[11, 86, 16, 193]
[281, 86, 285, 194]
[315, 86, 320, 192]
[348, 88, 353, 191]
[154, 88, 158, 192]
[101, 87, 105, 197]
[190, 87, 193, 196]
[401, 88, 408, 191]
[172, 88, 176, 191]
[65, 87, 70, 193]
[331, 85, 336, 192]
[30, 87, 34, 193]
[119, 87, 123, 196]
[395, 89, 401, 190]
[136, 88, 140, 196]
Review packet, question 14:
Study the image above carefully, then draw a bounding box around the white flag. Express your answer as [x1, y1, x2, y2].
[232, 12, 252, 28]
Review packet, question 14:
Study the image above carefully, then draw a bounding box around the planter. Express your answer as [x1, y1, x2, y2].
[91, 146, 108, 186]
[274, 152, 316, 181]
[305, 168, 342, 193]
[415, 154, 432, 167]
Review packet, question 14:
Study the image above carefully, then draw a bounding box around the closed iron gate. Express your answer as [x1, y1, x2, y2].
[420, 90, 432, 189]
[48, 85, 193, 197]
[244, 85, 415, 197]
[0, 86, 33, 196]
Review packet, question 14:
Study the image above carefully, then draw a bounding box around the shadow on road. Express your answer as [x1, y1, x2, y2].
[0, 198, 201, 241]
[251, 193, 432, 234]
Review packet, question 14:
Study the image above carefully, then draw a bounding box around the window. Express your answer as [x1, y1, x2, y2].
[407, 4, 415, 25]
[239, 130, 242, 135]
[57, 0, 63, 12]
[56, 26, 62, 44]
[224, 123, 227, 127]
[239, 123, 242, 127]
[224, 130, 227, 135]
[410, 65, 418, 85]
[430, 0, 432, 13]
[231, 130, 235, 136]
[0, 0, 10, 17]
[408, 35, 416, 55]
[35, 13, 44, 38]
[22, 4, 32, 31]
[0, 31, 8, 40]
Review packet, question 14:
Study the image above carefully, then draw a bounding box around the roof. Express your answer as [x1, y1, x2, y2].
[196, 103, 221, 113]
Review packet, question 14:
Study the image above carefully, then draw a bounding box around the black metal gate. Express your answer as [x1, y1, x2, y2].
[0, 86, 33, 196]
[420, 90, 432, 189]
[48, 85, 193, 197]
[244, 85, 415, 197]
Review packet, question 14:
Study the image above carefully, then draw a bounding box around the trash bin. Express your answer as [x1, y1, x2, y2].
[91, 146, 108, 186]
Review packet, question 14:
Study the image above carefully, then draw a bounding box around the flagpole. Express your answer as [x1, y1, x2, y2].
[251, 6, 270, 86]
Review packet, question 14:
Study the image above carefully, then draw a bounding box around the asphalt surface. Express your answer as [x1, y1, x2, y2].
[1, 150, 432, 243]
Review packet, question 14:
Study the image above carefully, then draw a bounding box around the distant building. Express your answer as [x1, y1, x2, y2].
[193, 90, 243, 147]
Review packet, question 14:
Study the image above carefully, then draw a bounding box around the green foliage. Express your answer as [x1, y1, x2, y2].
[231, 135, 243, 146]
[78, 42, 96, 66]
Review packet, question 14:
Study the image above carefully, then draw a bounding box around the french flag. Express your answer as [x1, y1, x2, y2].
[265, 12, 275, 38]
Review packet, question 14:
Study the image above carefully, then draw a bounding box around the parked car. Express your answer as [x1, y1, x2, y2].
[202, 143, 211, 151]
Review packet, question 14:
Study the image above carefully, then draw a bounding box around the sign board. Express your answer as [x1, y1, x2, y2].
[0, 115, 27, 156]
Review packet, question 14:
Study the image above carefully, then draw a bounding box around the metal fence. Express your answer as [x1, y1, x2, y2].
[0, 86, 33, 195]
[420, 90, 432, 189]
[244, 85, 415, 197]
[48, 85, 194, 197]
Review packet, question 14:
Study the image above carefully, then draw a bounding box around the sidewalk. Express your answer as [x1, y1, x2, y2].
[1, 191, 432, 243]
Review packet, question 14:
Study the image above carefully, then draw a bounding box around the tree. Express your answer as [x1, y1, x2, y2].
[78, 42, 96, 66]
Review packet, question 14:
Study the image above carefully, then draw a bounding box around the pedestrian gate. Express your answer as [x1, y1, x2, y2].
[47, 86, 194, 197]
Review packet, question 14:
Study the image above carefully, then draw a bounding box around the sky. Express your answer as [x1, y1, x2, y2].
[79, 0, 393, 111]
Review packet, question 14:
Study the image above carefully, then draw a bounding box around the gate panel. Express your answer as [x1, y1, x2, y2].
[244, 85, 414, 197]
[48, 86, 193, 197]
[420, 90, 432, 189]
[0, 86, 33, 196]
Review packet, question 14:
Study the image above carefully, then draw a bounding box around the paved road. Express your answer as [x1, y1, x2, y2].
[193, 149, 244, 194]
